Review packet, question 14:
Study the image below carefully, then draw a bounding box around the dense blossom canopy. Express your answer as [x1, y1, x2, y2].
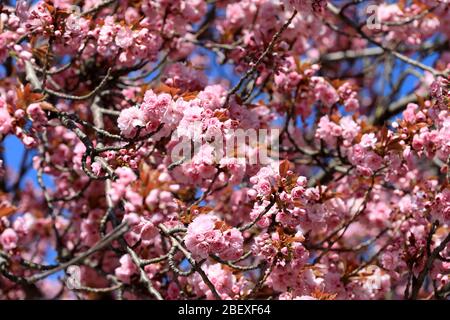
[0, 0, 449, 300]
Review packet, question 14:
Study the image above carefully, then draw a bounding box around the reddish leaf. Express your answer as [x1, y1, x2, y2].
[15, 84, 45, 110]
[279, 159, 290, 177]
[154, 83, 180, 97]
[181, 91, 199, 101]
[0, 204, 16, 218]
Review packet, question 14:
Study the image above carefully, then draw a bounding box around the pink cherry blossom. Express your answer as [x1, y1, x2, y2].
[117, 107, 145, 138]
[0, 228, 18, 251]
[0, 99, 12, 135]
[115, 254, 138, 284]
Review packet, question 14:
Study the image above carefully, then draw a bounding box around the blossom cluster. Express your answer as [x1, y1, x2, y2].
[0, 0, 449, 301]
[184, 214, 244, 260]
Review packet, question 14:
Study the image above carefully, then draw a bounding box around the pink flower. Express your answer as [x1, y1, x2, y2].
[256, 180, 272, 196]
[27, 103, 48, 127]
[194, 263, 237, 299]
[26, 2, 53, 32]
[91, 161, 102, 176]
[313, 77, 339, 107]
[13, 213, 35, 235]
[162, 62, 207, 92]
[219, 228, 244, 261]
[15, 0, 30, 22]
[224, 3, 246, 27]
[123, 212, 158, 247]
[344, 98, 359, 112]
[380, 251, 399, 271]
[124, 7, 139, 25]
[0, 100, 12, 135]
[80, 218, 100, 246]
[297, 176, 308, 186]
[403, 103, 419, 123]
[115, 27, 133, 49]
[0, 228, 18, 251]
[219, 157, 246, 184]
[108, 167, 137, 203]
[184, 214, 219, 259]
[117, 106, 145, 138]
[65, 14, 89, 36]
[339, 116, 360, 143]
[141, 89, 171, 131]
[291, 186, 305, 199]
[197, 85, 226, 110]
[292, 242, 309, 267]
[360, 133, 377, 149]
[180, 0, 207, 22]
[115, 254, 138, 284]
[184, 214, 243, 261]
[316, 115, 342, 145]
[285, 0, 327, 13]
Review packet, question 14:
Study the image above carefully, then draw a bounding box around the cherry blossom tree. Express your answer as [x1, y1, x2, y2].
[0, 0, 449, 300]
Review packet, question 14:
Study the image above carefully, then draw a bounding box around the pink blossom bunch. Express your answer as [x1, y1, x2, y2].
[285, 0, 328, 14]
[374, 3, 441, 45]
[312, 76, 340, 108]
[184, 214, 244, 261]
[117, 90, 170, 138]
